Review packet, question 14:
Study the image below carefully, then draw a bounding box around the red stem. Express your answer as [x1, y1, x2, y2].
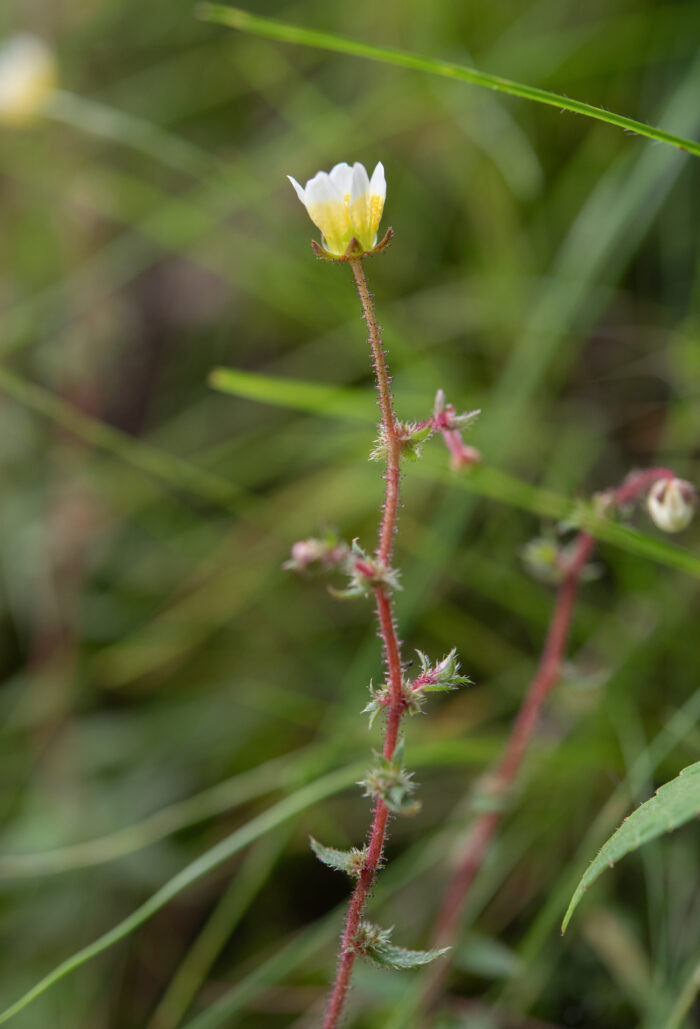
[432, 530, 595, 949]
[612, 466, 674, 507]
[429, 465, 676, 981]
[321, 259, 406, 1029]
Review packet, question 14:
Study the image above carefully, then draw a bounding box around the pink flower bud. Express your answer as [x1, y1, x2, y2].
[290, 540, 320, 568]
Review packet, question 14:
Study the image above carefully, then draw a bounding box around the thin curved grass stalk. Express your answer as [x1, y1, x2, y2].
[0, 741, 501, 1024]
[196, 5, 700, 159]
[0, 751, 303, 878]
[147, 830, 291, 1029]
[0, 765, 362, 1025]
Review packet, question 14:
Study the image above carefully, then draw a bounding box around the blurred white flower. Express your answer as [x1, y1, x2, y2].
[287, 161, 386, 256]
[647, 477, 695, 533]
[0, 34, 56, 126]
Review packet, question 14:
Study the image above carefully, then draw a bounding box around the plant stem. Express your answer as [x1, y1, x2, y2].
[321, 258, 406, 1029]
[350, 258, 400, 567]
[611, 466, 674, 507]
[423, 465, 677, 1012]
[431, 530, 595, 951]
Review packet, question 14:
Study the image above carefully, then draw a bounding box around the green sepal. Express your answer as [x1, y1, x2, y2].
[362, 680, 390, 728]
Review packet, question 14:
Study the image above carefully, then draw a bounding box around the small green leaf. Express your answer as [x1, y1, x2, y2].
[309, 837, 366, 878]
[369, 941, 450, 969]
[411, 648, 471, 695]
[362, 681, 391, 728]
[356, 922, 450, 969]
[562, 761, 700, 933]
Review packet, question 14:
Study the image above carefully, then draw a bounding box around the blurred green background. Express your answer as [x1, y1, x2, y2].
[0, 1, 699, 1027]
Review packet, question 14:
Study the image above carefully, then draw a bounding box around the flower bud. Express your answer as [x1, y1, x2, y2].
[0, 35, 56, 126]
[287, 161, 386, 257]
[646, 477, 695, 533]
[283, 535, 350, 572]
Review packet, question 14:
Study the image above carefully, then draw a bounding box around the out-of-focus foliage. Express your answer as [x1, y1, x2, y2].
[0, 1, 698, 1027]
[563, 760, 700, 933]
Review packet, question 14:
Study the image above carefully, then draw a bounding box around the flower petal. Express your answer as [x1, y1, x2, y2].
[350, 162, 381, 250]
[369, 161, 386, 202]
[304, 170, 342, 206]
[367, 162, 386, 242]
[350, 162, 371, 203]
[303, 171, 352, 255]
[287, 175, 306, 205]
[329, 162, 354, 199]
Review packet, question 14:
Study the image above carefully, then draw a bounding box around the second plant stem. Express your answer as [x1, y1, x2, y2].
[423, 466, 676, 1013]
[432, 529, 595, 950]
[321, 258, 406, 1029]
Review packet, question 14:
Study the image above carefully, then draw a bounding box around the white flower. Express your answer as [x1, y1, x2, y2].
[287, 161, 386, 256]
[0, 34, 56, 126]
[647, 477, 695, 533]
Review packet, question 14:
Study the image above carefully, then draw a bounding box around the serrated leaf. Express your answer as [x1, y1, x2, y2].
[367, 940, 450, 969]
[562, 761, 700, 933]
[355, 921, 449, 970]
[415, 650, 431, 677]
[309, 837, 365, 877]
[421, 676, 470, 693]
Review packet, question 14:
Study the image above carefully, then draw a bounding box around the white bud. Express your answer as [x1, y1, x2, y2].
[646, 478, 695, 533]
[0, 35, 57, 126]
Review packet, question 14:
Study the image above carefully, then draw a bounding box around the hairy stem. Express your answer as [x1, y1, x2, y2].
[321, 258, 406, 1029]
[431, 530, 594, 951]
[424, 465, 676, 1011]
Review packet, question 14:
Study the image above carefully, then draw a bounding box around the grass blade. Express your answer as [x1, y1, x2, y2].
[0, 765, 361, 1025]
[562, 761, 700, 932]
[0, 364, 240, 512]
[0, 752, 305, 878]
[0, 740, 494, 1023]
[209, 366, 374, 420]
[196, 5, 700, 158]
[147, 830, 291, 1029]
[209, 366, 700, 580]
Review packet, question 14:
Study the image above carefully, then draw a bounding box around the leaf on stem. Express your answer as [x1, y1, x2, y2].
[330, 539, 401, 599]
[309, 837, 367, 878]
[353, 921, 450, 969]
[370, 421, 435, 462]
[412, 649, 471, 696]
